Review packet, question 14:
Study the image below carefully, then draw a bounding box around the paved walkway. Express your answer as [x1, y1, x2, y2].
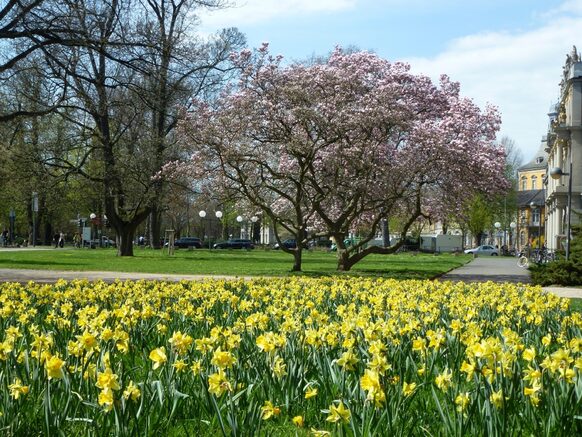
[0, 268, 244, 283]
[439, 256, 582, 298]
[439, 256, 531, 283]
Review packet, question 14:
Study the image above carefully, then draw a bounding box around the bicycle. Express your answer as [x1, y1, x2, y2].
[517, 253, 529, 268]
[517, 248, 557, 268]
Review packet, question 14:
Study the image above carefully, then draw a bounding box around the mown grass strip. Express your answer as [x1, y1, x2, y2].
[0, 248, 470, 279]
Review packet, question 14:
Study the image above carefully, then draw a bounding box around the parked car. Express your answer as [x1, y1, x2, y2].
[273, 238, 298, 249]
[84, 236, 116, 248]
[213, 239, 255, 249]
[464, 245, 499, 256]
[173, 237, 203, 249]
[309, 238, 333, 249]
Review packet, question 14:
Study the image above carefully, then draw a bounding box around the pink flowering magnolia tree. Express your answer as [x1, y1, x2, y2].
[179, 45, 508, 271]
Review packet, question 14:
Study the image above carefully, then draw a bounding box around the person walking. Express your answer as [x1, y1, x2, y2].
[58, 231, 65, 248]
[73, 232, 81, 248]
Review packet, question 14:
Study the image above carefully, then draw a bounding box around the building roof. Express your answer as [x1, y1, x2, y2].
[518, 137, 548, 171]
[517, 190, 545, 208]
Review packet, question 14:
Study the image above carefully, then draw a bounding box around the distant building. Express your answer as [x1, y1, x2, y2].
[517, 138, 547, 249]
[545, 46, 582, 251]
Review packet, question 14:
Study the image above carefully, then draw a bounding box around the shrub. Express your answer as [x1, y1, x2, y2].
[531, 224, 582, 286]
[531, 260, 582, 285]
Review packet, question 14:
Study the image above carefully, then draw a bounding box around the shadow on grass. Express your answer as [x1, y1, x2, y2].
[0, 259, 86, 267]
[287, 269, 446, 280]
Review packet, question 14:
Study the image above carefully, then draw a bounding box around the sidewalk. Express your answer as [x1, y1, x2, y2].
[439, 256, 531, 283]
[439, 256, 582, 299]
[0, 268, 246, 283]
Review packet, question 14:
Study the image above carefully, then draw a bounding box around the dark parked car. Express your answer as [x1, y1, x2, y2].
[273, 238, 297, 249]
[213, 239, 254, 249]
[174, 237, 203, 248]
[309, 238, 333, 248]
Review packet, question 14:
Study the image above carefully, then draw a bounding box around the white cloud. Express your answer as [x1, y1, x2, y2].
[404, 9, 582, 160]
[198, 0, 356, 28]
[542, 0, 582, 16]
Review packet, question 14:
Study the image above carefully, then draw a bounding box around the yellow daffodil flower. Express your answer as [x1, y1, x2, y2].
[149, 347, 167, 370]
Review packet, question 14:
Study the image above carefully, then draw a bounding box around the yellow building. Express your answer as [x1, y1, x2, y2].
[516, 140, 547, 250]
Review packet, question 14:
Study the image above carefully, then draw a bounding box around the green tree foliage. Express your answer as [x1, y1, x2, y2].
[463, 194, 494, 246]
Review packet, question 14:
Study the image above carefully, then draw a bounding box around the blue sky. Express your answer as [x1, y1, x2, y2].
[199, 0, 582, 162]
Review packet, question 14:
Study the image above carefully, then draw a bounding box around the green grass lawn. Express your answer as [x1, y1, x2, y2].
[0, 247, 471, 279]
[570, 298, 582, 313]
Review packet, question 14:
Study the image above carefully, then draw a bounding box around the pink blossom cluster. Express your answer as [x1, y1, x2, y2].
[178, 45, 508, 254]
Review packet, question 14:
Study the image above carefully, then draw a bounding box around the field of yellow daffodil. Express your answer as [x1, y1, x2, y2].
[0, 278, 581, 436]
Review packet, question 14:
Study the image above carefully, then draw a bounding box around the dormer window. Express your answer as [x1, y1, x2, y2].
[536, 156, 544, 164]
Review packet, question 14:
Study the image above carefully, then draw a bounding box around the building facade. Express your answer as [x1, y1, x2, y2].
[517, 139, 547, 250]
[545, 46, 582, 252]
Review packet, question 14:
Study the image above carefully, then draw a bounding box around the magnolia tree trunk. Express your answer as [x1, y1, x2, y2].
[336, 248, 356, 271]
[279, 228, 307, 271]
[292, 248, 302, 272]
[335, 234, 354, 271]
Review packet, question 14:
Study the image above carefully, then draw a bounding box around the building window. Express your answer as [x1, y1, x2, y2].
[531, 176, 537, 190]
[532, 209, 540, 225]
[521, 177, 527, 191]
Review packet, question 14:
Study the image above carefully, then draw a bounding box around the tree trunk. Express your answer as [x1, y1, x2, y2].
[337, 248, 355, 271]
[116, 225, 136, 256]
[149, 208, 162, 249]
[382, 219, 390, 247]
[292, 248, 302, 272]
[115, 221, 140, 256]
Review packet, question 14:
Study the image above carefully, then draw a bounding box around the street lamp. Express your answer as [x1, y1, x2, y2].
[509, 221, 516, 250]
[32, 192, 38, 247]
[9, 209, 15, 245]
[236, 215, 243, 239]
[251, 215, 259, 243]
[529, 202, 542, 252]
[89, 213, 97, 247]
[215, 211, 223, 241]
[494, 222, 501, 248]
[550, 165, 573, 260]
[199, 210, 208, 248]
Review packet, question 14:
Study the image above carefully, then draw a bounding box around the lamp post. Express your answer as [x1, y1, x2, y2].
[509, 222, 516, 251]
[251, 215, 259, 243]
[9, 209, 15, 245]
[550, 164, 573, 260]
[199, 210, 208, 248]
[32, 192, 38, 247]
[494, 222, 501, 248]
[90, 213, 97, 247]
[215, 210, 223, 241]
[236, 215, 243, 238]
